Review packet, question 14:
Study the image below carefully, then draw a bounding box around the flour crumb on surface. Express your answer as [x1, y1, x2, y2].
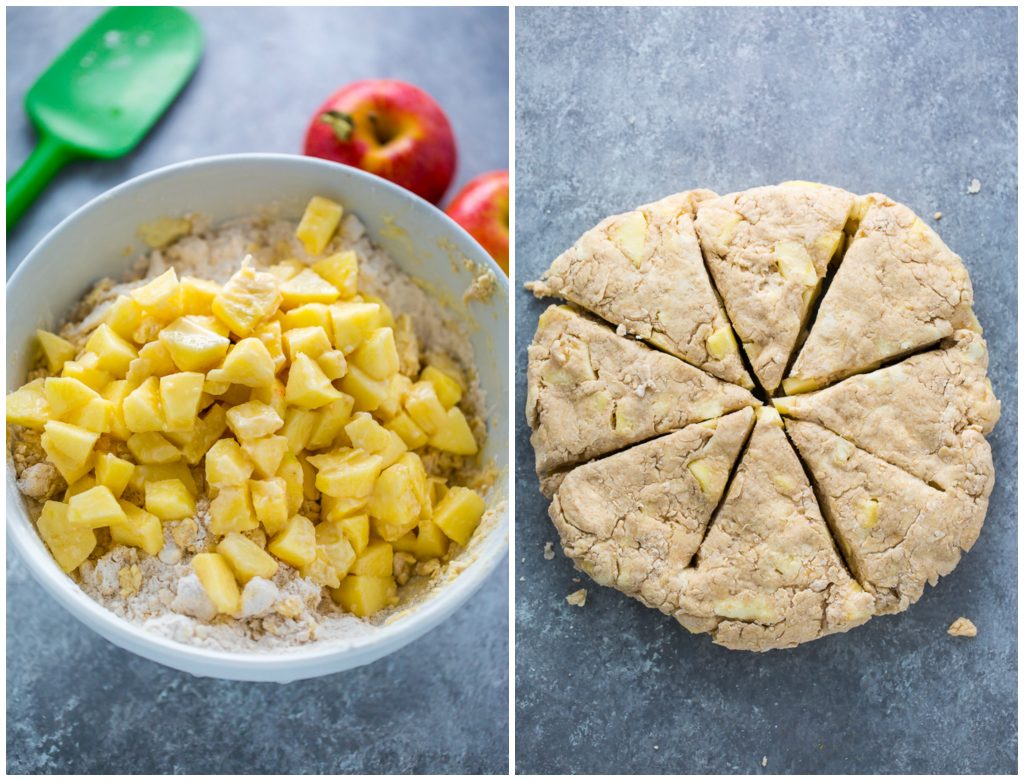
[566, 588, 587, 607]
[615, 323, 627, 337]
[948, 617, 977, 637]
[967, 178, 981, 194]
[761, 756, 768, 768]
[543, 541, 555, 560]
[933, 211, 943, 220]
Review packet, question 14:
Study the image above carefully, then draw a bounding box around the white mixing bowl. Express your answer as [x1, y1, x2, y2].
[6, 154, 509, 682]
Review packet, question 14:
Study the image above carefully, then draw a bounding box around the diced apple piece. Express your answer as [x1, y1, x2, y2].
[209, 484, 258, 535]
[427, 407, 478, 455]
[368, 462, 421, 541]
[212, 262, 283, 337]
[127, 432, 180, 464]
[122, 376, 165, 432]
[351, 327, 399, 381]
[205, 438, 254, 486]
[420, 365, 462, 409]
[6, 378, 51, 428]
[314, 349, 346, 381]
[608, 210, 647, 265]
[331, 574, 396, 617]
[217, 531, 278, 583]
[335, 513, 370, 555]
[687, 458, 725, 496]
[281, 303, 332, 332]
[84, 323, 138, 378]
[277, 454, 305, 515]
[207, 338, 276, 388]
[179, 276, 221, 316]
[351, 539, 394, 577]
[225, 400, 284, 441]
[280, 268, 340, 309]
[240, 435, 289, 479]
[280, 406, 318, 453]
[63, 475, 95, 501]
[111, 501, 164, 555]
[773, 240, 818, 286]
[63, 397, 111, 434]
[403, 381, 447, 435]
[385, 412, 428, 450]
[145, 478, 195, 521]
[706, 326, 739, 360]
[128, 462, 197, 497]
[36, 500, 96, 572]
[127, 340, 178, 384]
[346, 413, 407, 468]
[61, 352, 112, 391]
[159, 372, 205, 432]
[415, 518, 450, 561]
[301, 521, 357, 587]
[36, 329, 75, 373]
[130, 268, 182, 321]
[283, 325, 333, 362]
[432, 486, 485, 546]
[296, 196, 344, 255]
[860, 498, 880, 530]
[105, 295, 143, 341]
[168, 402, 228, 464]
[267, 514, 317, 567]
[253, 319, 286, 373]
[101, 380, 132, 440]
[339, 365, 388, 412]
[328, 302, 380, 354]
[44, 376, 100, 418]
[250, 477, 290, 536]
[780, 376, 823, 396]
[193, 552, 241, 614]
[307, 395, 355, 450]
[268, 258, 305, 281]
[67, 485, 126, 529]
[250, 378, 288, 420]
[159, 316, 231, 373]
[94, 452, 135, 498]
[285, 352, 342, 409]
[312, 250, 358, 297]
[307, 448, 382, 499]
[42, 420, 99, 470]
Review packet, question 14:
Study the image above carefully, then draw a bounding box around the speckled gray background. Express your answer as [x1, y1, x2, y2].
[515, 6, 1017, 774]
[7, 6, 508, 774]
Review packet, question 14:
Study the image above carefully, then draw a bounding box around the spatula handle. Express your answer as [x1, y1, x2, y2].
[6, 133, 74, 231]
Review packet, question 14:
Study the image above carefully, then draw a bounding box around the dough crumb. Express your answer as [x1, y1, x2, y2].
[761, 756, 768, 768]
[615, 323, 628, 337]
[948, 617, 977, 637]
[967, 178, 981, 194]
[933, 211, 943, 220]
[566, 588, 588, 607]
[543, 541, 555, 560]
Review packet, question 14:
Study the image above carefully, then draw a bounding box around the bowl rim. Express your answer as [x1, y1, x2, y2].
[6, 152, 509, 675]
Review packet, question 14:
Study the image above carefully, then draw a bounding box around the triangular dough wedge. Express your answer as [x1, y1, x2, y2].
[526, 190, 753, 388]
[775, 330, 999, 495]
[785, 195, 976, 393]
[550, 407, 755, 610]
[786, 419, 982, 615]
[665, 408, 873, 651]
[695, 182, 856, 394]
[526, 305, 758, 491]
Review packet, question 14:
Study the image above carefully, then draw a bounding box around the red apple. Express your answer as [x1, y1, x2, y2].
[304, 80, 457, 204]
[445, 170, 509, 274]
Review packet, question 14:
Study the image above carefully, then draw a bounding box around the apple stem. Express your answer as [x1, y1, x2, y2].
[320, 110, 355, 142]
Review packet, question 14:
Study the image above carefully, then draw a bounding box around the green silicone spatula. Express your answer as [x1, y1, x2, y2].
[6, 6, 203, 230]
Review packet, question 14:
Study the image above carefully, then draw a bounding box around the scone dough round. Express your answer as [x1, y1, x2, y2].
[527, 183, 1000, 651]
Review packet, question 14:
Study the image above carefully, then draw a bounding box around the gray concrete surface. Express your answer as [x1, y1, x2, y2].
[7, 6, 508, 774]
[515, 7, 1017, 774]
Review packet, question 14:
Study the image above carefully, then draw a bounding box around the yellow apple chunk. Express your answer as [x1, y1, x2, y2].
[331, 575, 397, 618]
[432, 486, 486, 546]
[111, 501, 164, 556]
[145, 478, 196, 521]
[217, 531, 278, 583]
[68, 485, 127, 529]
[267, 514, 317, 567]
[295, 195, 344, 255]
[193, 552, 241, 614]
[36, 500, 97, 572]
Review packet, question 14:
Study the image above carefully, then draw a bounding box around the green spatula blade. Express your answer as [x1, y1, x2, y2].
[7, 7, 203, 230]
